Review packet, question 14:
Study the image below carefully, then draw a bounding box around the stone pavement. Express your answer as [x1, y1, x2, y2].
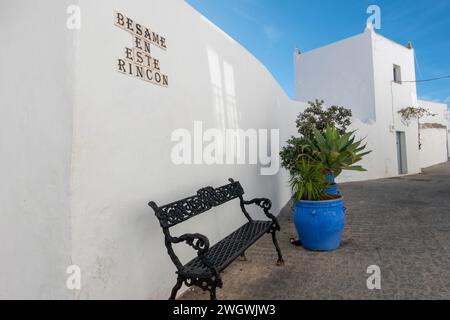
[181, 162, 450, 300]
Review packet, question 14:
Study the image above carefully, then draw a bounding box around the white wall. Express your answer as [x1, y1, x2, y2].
[370, 30, 421, 178]
[295, 29, 376, 123]
[0, 0, 76, 299]
[69, 0, 303, 299]
[447, 115, 450, 158]
[417, 100, 448, 168]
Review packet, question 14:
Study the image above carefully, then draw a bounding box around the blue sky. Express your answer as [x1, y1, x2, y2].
[186, 0, 450, 108]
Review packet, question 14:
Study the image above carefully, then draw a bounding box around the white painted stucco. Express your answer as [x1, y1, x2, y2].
[295, 29, 376, 123]
[417, 100, 449, 168]
[446, 115, 450, 158]
[370, 28, 421, 177]
[447, 116, 450, 158]
[69, 0, 306, 299]
[0, 0, 76, 299]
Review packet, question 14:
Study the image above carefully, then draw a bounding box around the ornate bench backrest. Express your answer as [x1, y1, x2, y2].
[149, 179, 245, 229]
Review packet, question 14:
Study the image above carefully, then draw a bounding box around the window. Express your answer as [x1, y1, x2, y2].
[393, 64, 402, 84]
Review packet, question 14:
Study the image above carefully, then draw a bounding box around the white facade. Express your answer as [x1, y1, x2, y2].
[295, 26, 448, 182]
[447, 113, 450, 158]
[417, 100, 449, 168]
[0, 0, 75, 299]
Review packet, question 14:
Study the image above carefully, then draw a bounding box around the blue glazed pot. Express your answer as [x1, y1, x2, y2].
[294, 197, 345, 251]
[325, 173, 339, 195]
[324, 183, 339, 195]
[326, 172, 335, 183]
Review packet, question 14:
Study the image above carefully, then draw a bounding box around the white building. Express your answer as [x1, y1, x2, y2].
[295, 24, 448, 182]
[0, 1, 447, 300]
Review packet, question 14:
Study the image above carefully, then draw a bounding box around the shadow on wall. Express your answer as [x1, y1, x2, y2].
[207, 46, 239, 132]
[205, 46, 282, 176]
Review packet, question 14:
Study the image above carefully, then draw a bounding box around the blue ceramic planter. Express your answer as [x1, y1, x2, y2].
[326, 172, 335, 183]
[324, 183, 339, 195]
[293, 197, 345, 251]
[325, 173, 340, 195]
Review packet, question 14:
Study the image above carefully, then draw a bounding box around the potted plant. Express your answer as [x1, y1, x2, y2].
[290, 160, 344, 251]
[280, 100, 353, 194]
[290, 127, 371, 251]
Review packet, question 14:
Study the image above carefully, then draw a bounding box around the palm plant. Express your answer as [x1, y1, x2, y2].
[290, 160, 332, 202]
[305, 127, 371, 178]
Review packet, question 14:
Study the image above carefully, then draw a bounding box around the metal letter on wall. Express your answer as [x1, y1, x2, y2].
[114, 11, 169, 87]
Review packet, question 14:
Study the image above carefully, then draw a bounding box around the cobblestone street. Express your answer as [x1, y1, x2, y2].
[182, 162, 450, 300]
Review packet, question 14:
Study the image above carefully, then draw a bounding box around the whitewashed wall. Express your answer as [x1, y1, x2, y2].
[417, 100, 448, 168]
[447, 129, 450, 158]
[371, 30, 421, 177]
[69, 0, 303, 299]
[0, 0, 75, 299]
[295, 29, 376, 123]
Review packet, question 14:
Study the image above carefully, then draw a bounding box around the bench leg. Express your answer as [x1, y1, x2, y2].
[290, 237, 302, 247]
[271, 230, 284, 266]
[169, 275, 183, 300]
[209, 286, 217, 300]
[238, 253, 247, 261]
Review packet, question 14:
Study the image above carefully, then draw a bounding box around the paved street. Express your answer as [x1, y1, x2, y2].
[182, 162, 450, 300]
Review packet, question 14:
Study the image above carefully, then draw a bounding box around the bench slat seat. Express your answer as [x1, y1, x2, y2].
[183, 220, 273, 277]
[149, 179, 284, 300]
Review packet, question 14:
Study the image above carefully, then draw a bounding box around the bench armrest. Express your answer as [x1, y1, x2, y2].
[242, 198, 280, 230]
[170, 233, 220, 279]
[171, 233, 210, 257]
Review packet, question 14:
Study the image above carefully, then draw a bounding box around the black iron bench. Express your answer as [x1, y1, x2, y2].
[149, 178, 284, 300]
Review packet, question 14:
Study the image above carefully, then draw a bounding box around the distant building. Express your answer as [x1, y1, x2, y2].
[294, 24, 448, 182]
